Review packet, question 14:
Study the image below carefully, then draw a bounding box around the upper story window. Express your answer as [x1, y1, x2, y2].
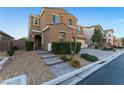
[109, 34, 111, 37]
[77, 26, 81, 32]
[52, 15, 60, 24]
[59, 32, 66, 42]
[33, 17, 40, 26]
[68, 19, 72, 26]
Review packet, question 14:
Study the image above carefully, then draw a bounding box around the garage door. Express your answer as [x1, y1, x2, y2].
[77, 39, 86, 48]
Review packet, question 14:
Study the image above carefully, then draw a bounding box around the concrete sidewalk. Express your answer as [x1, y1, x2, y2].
[80, 48, 116, 60]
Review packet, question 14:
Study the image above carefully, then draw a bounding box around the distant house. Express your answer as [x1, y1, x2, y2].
[0, 30, 14, 40]
[103, 29, 114, 47]
[83, 25, 103, 47]
[113, 37, 123, 47]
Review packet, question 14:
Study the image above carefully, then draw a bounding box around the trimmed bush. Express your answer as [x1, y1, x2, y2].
[102, 47, 113, 51]
[81, 53, 98, 62]
[95, 46, 99, 49]
[25, 41, 34, 51]
[111, 45, 117, 48]
[7, 49, 15, 56]
[71, 58, 80, 68]
[52, 42, 81, 54]
[11, 46, 18, 51]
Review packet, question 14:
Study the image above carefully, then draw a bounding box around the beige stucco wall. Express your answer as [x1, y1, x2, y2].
[83, 27, 95, 45]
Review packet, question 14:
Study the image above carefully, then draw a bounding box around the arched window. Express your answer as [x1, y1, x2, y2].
[59, 32, 66, 42]
[68, 19, 72, 26]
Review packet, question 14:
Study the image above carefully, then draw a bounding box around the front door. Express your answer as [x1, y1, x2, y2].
[35, 35, 42, 49]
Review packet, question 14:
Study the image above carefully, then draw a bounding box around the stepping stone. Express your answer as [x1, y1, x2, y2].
[43, 57, 63, 65]
[38, 51, 48, 54]
[40, 54, 56, 59]
[50, 63, 76, 77]
[0, 74, 27, 85]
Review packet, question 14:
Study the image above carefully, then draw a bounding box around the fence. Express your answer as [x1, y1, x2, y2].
[0, 40, 25, 51]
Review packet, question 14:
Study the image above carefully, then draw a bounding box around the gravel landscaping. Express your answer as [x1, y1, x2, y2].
[0, 50, 55, 85]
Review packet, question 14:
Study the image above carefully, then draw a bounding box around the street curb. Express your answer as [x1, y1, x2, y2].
[42, 51, 123, 85]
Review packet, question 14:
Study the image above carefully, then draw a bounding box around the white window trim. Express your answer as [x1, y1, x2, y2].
[67, 25, 77, 29]
[32, 30, 42, 33]
[77, 35, 86, 37]
[59, 30, 67, 33]
[31, 14, 40, 18]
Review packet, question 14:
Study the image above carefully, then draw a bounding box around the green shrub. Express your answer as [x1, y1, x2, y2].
[7, 49, 15, 56]
[102, 47, 113, 51]
[95, 46, 99, 49]
[111, 45, 117, 48]
[52, 42, 81, 54]
[118, 46, 123, 49]
[81, 53, 98, 62]
[11, 46, 18, 51]
[25, 41, 34, 51]
[71, 58, 80, 68]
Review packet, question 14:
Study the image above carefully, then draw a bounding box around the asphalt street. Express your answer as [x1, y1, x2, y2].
[77, 54, 124, 85]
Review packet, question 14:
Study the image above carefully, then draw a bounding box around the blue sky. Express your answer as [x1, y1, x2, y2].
[0, 7, 124, 39]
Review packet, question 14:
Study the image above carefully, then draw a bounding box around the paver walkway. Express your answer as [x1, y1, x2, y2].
[37, 49, 75, 77]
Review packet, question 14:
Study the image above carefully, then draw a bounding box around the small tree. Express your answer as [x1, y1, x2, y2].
[122, 38, 124, 46]
[91, 25, 103, 48]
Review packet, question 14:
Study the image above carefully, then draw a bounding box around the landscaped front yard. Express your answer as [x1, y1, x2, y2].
[0, 50, 55, 85]
[0, 47, 117, 85]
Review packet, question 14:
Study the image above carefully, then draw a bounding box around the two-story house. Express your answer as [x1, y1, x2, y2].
[103, 29, 114, 47]
[29, 7, 86, 51]
[83, 25, 104, 47]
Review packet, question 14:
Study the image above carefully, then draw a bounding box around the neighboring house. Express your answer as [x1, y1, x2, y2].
[0, 30, 14, 40]
[103, 29, 114, 47]
[83, 25, 103, 47]
[29, 7, 86, 51]
[113, 37, 123, 47]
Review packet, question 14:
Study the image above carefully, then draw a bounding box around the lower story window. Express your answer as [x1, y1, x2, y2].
[59, 32, 66, 42]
